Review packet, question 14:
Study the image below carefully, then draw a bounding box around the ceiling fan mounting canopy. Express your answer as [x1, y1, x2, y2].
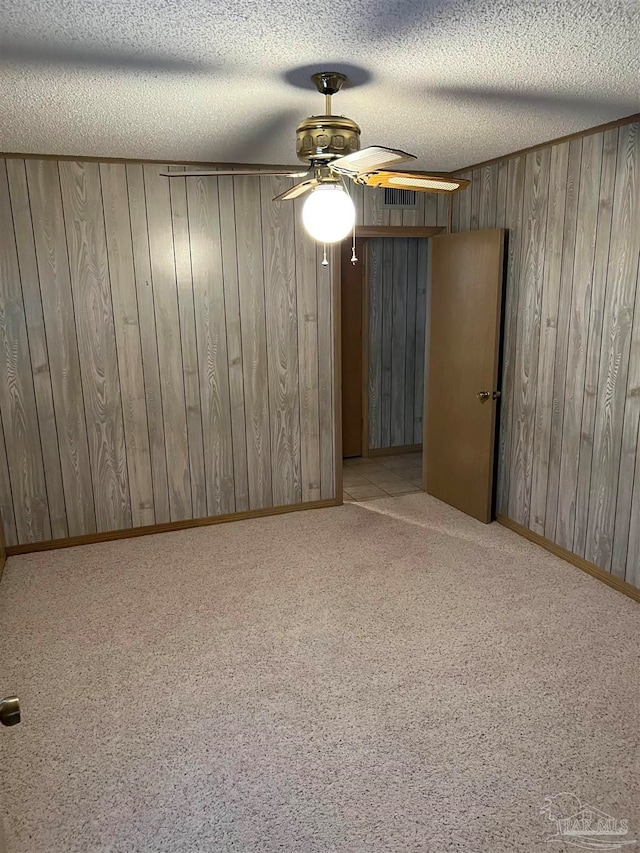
[310, 71, 347, 96]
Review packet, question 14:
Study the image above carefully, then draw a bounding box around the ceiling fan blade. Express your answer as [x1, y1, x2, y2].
[330, 146, 416, 177]
[363, 171, 469, 193]
[161, 169, 310, 178]
[273, 178, 319, 202]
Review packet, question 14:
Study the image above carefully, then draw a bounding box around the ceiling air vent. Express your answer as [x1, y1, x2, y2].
[382, 187, 418, 209]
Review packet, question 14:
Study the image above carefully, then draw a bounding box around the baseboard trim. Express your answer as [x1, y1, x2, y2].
[6, 498, 341, 556]
[496, 514, 640, 603]
[368, 444, 422, 458]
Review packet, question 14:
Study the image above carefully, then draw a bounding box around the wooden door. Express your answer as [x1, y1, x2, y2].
[425, 229, 505, 522]
[341, 241, 364, 457]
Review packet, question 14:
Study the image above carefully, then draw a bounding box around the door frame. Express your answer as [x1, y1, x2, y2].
[337, 225, 445, 461]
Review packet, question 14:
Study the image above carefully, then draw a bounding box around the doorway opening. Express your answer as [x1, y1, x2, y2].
[340, 226, 443, 503]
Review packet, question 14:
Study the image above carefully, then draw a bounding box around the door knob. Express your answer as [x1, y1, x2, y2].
[0, 696, 20, 727]
[477, 390, 501, 402]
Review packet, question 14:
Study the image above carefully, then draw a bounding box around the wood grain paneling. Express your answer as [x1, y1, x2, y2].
[26, 159, 96, 537]
[367, 238, 429, 450]
[125, 163, 171, 524]
[260, 176, 302, 506]
[100, 163, 155, 528]
[556, 134, 602, 551]
[0, 158, 337, 545]
[529, 142, 569, 536]
[185, 172, 235, 516]
[586, 123, 640, 573]
[508, 147, 551, 525]
[0, 161, 51, 543]
[543, 139, 581, 542]
[452, 119, 640, 590]
[143, 164, 192, 522]
[6, 160, 68, 539]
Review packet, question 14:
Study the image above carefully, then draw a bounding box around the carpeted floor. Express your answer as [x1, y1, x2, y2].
[0, 493, 638, 852]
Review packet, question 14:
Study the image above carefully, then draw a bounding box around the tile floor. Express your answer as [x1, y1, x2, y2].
[342, 451, 423, 502]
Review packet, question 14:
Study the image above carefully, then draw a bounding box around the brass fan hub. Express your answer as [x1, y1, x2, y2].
[296, 114, 361, 163]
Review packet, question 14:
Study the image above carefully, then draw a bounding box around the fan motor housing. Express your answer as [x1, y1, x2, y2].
[296, 115, 361, 163]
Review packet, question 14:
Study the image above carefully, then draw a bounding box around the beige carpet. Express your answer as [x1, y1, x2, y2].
[0, 493, 638, 852]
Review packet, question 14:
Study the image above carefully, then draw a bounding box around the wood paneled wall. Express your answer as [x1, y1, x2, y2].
[0, 158, 337, 546]
[452, 121, 640, 589]
[367, 238, 429, 449]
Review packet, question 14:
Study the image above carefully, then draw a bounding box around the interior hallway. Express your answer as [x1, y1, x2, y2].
[343, 451, 423, 502]
[0, 492, 638, 852]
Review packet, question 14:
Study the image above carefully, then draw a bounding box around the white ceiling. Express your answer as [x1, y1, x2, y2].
[1, 1, 639, 171]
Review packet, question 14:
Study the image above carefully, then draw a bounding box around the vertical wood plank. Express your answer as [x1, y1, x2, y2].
[586, 123, 640, 572]
[26, 159, 96, 536]
[424, 194, 438, 227]
[317, 242, 335, 496]
[125, 164, 170, 523]
[0, 160, 51, 542]
[451, 183, 461, 232]
[168, 167, 207, 519]
[413, 238, 428, 444]
[573, 128, 619, 558]
[234, 176, 272, 508]
[186, 174, 235, 516]
[479, 165, 498, 229]
[470, 168, 481, 229]
[380, 238, 394, 447]
[100, 163, 155, 528]
[543, 139, 582, 540]
[496, 155, 525, 515]
[404, 239, 418, 445]
[363, 186, 390, 226]
[624, 245, 640, 586]
[458, 173, 472, 231]
[495, 161, 509, 229]
[368, 239, 383, 449]
[555, 134, 603, 549]
[260, 176, 301, 505]
[143, 165, 192, 521]
[293, 199, 321, 501]
[218, 175, 250, 512]
[508, 147, 551, 525]
[528, 142, 570, 534]
[0, 412, 17, 546]
[391, 238, 408, 446]
[351, 183, 365, 230]
[436, 194, 449, 228]
[614, 243, 640, 578]
[58, 160, 131, 532]
[6, 159, 68, 539]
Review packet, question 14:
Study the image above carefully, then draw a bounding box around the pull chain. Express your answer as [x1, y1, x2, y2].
[351, 221, 358, 265]
[322, 244, 329, 266]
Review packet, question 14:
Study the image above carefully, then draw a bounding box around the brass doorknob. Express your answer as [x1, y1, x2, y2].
[0, 696, 20, 727]
[477, 390, 501, 402]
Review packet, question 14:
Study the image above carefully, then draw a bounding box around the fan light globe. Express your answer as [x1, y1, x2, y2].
[302, 185, 355, 243]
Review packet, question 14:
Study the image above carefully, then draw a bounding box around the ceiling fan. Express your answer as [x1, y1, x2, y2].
[162, 71, 469, 249]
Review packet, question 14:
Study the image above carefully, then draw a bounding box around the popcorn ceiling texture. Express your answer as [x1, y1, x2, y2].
[0, 1, 639, 170]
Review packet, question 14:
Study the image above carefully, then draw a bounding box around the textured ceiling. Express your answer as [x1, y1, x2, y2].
[1, 1, 639, 171]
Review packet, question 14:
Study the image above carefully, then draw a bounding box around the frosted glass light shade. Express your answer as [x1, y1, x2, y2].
[302, 185, 355, 243]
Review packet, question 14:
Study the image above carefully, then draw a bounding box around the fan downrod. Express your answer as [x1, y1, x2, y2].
[311, 71, 347, 114]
